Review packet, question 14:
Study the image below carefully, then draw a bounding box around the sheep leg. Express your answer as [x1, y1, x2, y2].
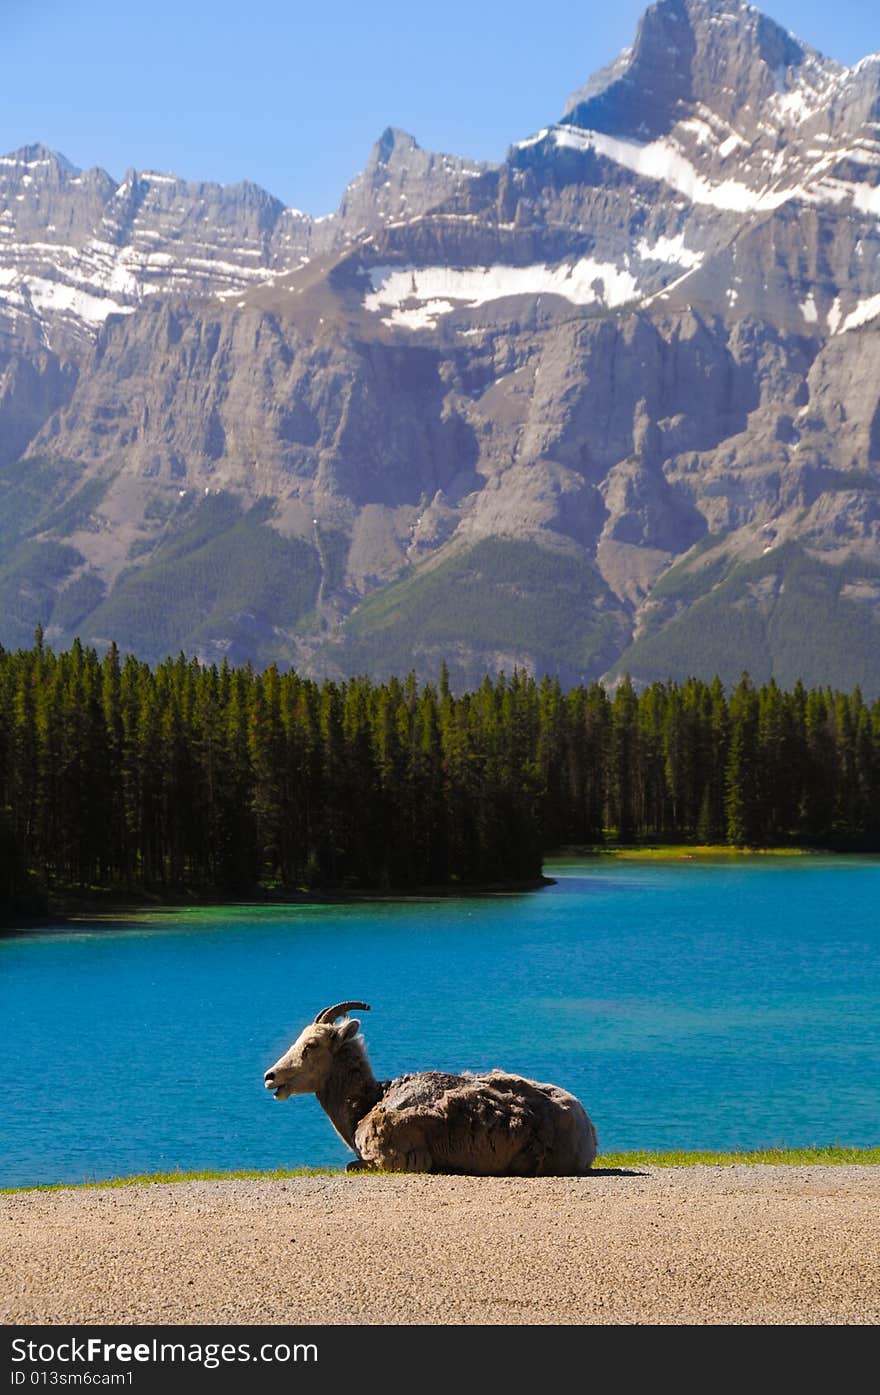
[345, 1157, 373, 1172]
[397, 1148, 436, 1172]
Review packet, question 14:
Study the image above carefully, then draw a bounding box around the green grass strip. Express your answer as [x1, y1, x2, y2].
[595, 1145, 880, 1168]
[3, 1146, 878, 1193]
[0, 1166, 335, 1194]
[566, 845, 820, 860]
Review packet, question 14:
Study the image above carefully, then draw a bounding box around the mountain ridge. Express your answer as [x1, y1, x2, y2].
[2, 0, 880, 691]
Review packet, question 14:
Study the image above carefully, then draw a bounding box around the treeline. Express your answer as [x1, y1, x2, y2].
[1, 635, 879, 911]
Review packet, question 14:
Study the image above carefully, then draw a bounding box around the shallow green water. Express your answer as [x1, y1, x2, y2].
[1, 856, 877, 1186]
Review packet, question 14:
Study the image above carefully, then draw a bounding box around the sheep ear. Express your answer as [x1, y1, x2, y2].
[338, 1018, 360, 1042]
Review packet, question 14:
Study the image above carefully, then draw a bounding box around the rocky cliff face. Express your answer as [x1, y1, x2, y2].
[3, 0, 880, 691]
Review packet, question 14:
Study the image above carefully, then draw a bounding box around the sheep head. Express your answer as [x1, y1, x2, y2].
[264, 1002, 370, 1100]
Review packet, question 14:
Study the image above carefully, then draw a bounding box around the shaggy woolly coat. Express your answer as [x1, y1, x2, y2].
[354, 1067, 598, 1176]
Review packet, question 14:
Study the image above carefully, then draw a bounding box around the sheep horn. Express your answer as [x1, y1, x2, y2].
[314, 1001, 371, 1025]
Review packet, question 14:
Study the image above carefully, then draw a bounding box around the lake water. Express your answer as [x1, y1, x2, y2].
[1, 856, 878, 1187]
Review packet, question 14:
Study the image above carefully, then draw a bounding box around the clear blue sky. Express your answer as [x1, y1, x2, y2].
[3, 0, 876, 215]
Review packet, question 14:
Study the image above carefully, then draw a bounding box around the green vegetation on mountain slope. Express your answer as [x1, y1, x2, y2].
[77, 496, 322, 667]
[609, 543, 880, 692]
[0, 456, 89, 550]
[334, 538, 630, 687]
[0, 457, 111, 649]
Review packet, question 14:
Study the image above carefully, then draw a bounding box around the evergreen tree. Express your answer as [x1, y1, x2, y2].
[3, 637, 879, 916]
[725, 676, 761, 846]
[609, 679, 639, 843]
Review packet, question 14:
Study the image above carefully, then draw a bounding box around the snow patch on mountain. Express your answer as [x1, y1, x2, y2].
[23, 277, 134, 324]
[0, 230, 280, 340]
[519, 121, 880, 224]
[800, 293, 818, 324]
[635, 233, 703, 270]
[838, 293, 880, 334]
[852, 185, 880, 218]
[718, 133, 746, 159]
[364, 258, 642, 328]
[549, 125, 791, 212]
[0, 266, 134, 328]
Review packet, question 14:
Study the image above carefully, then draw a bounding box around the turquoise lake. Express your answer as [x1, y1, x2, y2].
[1, 856, 878, 1187]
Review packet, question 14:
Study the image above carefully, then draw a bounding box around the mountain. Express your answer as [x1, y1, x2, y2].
[2, 0, 880, 691]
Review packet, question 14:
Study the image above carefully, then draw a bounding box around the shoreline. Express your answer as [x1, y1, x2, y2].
[551, 844, 836, 861]
[0, 875, 556, 930]
[3, 846, 875, 929]
[4, 1146, 878, 1195]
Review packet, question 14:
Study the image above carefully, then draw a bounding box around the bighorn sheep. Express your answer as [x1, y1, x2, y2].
[264, 1001, 598, 1175]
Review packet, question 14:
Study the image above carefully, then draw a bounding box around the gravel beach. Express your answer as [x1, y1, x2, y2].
[3, 1167, 879, 1326]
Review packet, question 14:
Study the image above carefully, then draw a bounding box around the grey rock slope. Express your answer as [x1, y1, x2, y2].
[3, 0, 880, 690]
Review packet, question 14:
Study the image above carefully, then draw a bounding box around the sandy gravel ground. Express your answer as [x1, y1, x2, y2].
[3, 1167, 879, 1326]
